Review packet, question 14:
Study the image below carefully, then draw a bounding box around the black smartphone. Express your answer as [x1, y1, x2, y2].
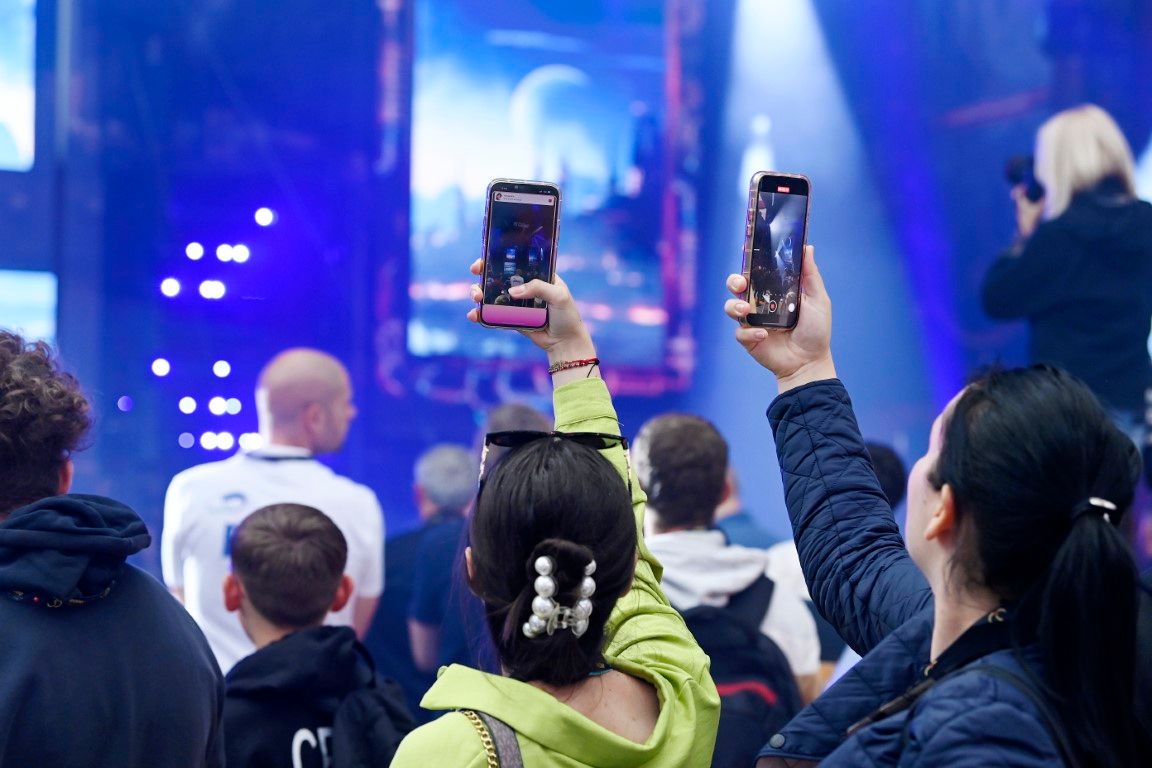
[478, 179, 561, 330]
[741, 172, 810, 329]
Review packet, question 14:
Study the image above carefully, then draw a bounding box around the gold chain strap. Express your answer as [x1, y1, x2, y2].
[461, 710, 500, 768]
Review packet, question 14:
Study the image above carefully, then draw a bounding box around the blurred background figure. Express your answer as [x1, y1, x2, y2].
[714, 467, 778, 549]
[163, 348, 385, 673]
[982, 104, 1152, 441]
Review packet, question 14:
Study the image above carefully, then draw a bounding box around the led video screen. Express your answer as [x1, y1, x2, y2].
[0, 269, 56, 343]
[0, 0, 36, 172]
[408, 1, 674, 365]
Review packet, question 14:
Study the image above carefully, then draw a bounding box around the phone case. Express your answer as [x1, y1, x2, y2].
[478, 178, 561, 331]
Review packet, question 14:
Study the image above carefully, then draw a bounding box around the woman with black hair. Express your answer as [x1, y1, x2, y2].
[391, 263, 719, 767]
[729, 246, 1143, 767]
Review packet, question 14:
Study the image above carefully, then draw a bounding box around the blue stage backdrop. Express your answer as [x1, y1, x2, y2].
[1, 0, 1149, 562]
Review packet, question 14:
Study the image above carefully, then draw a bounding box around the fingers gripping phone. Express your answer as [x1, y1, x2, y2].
[741, 172, 810, 329]
[478, 179, 561, 330]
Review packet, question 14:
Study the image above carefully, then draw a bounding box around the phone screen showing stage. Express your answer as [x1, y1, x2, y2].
[748, 178, 807, 328]
[481, 189, 557, 328]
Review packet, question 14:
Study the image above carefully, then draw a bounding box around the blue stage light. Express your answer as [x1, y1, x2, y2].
[160, 278, 181, 297]
[254, 207, 277, 226]
[179, 396, 197, 414]
[200, 431, 219, 450]
[208, 396, 227, 416]
[216, 431, 235, 451]
[116, 396, 134, 412]
[213, 360, 231, 378]
[216, 244, 234, 262]
[225, 397, 242, 415]
[231, 244, 251, 263]
[151, 358, 171, 377]
[186, 242, 205, 260]
[178, 432, 195, 449]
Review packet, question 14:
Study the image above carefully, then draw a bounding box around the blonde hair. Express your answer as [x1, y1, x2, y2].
[1034, 104, 1137, 220]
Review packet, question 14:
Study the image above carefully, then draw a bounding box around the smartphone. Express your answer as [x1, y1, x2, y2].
[741, 172, 810, 329]
[478, 179, 561, 330]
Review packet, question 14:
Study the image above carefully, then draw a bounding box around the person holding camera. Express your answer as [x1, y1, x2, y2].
[982, 104, 1152, 435]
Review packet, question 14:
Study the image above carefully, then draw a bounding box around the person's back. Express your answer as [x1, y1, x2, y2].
[391, 265, 718, 766]
[634, 413, 821, 708]
[163, 348, 384, 673]
[0, 332, 223, 768]
[222, 504, 413, 767]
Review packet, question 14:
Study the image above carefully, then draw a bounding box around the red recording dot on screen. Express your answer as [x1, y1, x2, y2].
[777, 185, 790, 193]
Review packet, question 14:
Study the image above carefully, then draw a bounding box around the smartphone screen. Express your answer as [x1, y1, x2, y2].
[479, 181, 559, 329]
[745, 173, 809, 328]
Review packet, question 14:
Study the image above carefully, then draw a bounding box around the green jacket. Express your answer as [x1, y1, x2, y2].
[390, 378, 720, 767]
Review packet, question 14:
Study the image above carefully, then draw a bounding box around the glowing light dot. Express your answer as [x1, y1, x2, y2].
[116, 396, 134, 412]
[212, 360, 231, 378]
[199, 280, 226, 299]
[216, 431, 235, 451]
[151, 358, 171, 377]
[200, 432, 219, 450]
[186, 242, 205, 260]
[225, 397, 243, 415]
[215, 244, 233, 262]
[179, 397, 197, 414]
[239, 433, 264, 452]
[160, 278, 181, 297]
[254, 207, 276, 226]
[231, 244, 250, 264]
[178, 432, 195, 449]
[208, 396, 227, 416]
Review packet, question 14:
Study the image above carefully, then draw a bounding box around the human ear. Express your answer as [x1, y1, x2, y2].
[223, 574, 244, 613]
[330, 575, 353, 612]
[924, 484, 956, 542]
[464, 547, 478, 595]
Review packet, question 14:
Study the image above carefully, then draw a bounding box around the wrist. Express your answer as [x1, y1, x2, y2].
[776, 356, 837, 395]
[545, 337, 597, 366]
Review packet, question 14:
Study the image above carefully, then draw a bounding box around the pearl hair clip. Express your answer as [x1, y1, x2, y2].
[522, 555, 597, 639]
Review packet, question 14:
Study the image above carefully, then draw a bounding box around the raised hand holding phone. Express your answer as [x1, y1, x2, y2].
[477, 179, 561, 330]
[467, 258, 599, 386]
[725, 244, 835, 394]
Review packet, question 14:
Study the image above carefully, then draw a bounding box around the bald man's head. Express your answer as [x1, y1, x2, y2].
[256, 349, 356, 454]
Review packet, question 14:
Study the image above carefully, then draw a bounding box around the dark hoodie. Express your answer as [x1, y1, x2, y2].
[982, 178, 1152, 413]
[0, 494, 224, 768]
[224, 625, 414, 768]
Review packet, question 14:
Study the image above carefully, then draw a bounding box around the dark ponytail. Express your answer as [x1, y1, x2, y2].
[470, 436, 636, 687]
[932, 366, 1140, 767]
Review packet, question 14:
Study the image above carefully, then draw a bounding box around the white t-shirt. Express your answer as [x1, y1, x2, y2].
[161, 445, 385, 673]
[646, 529, 820, 678]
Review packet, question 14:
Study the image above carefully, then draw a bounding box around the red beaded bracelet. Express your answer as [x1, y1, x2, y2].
[547, 357, 600, 376]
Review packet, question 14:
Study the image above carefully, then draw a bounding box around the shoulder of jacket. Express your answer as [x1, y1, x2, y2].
[392, 712, 487, 767]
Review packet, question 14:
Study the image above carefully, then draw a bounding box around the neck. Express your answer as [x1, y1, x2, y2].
[930, 582, 1000, 660]
[242, 610, 300, 650]
[262, 428, 313, 452]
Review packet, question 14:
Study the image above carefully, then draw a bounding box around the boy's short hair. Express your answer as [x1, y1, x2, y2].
[231, 503, 348, 628]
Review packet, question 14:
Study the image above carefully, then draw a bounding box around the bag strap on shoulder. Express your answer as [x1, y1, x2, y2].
[725, 573, 776, 631]
[461, 709, 524, 768]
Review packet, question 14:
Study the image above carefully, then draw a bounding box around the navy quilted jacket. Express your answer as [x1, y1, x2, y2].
[756, 380, 1065, 766]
